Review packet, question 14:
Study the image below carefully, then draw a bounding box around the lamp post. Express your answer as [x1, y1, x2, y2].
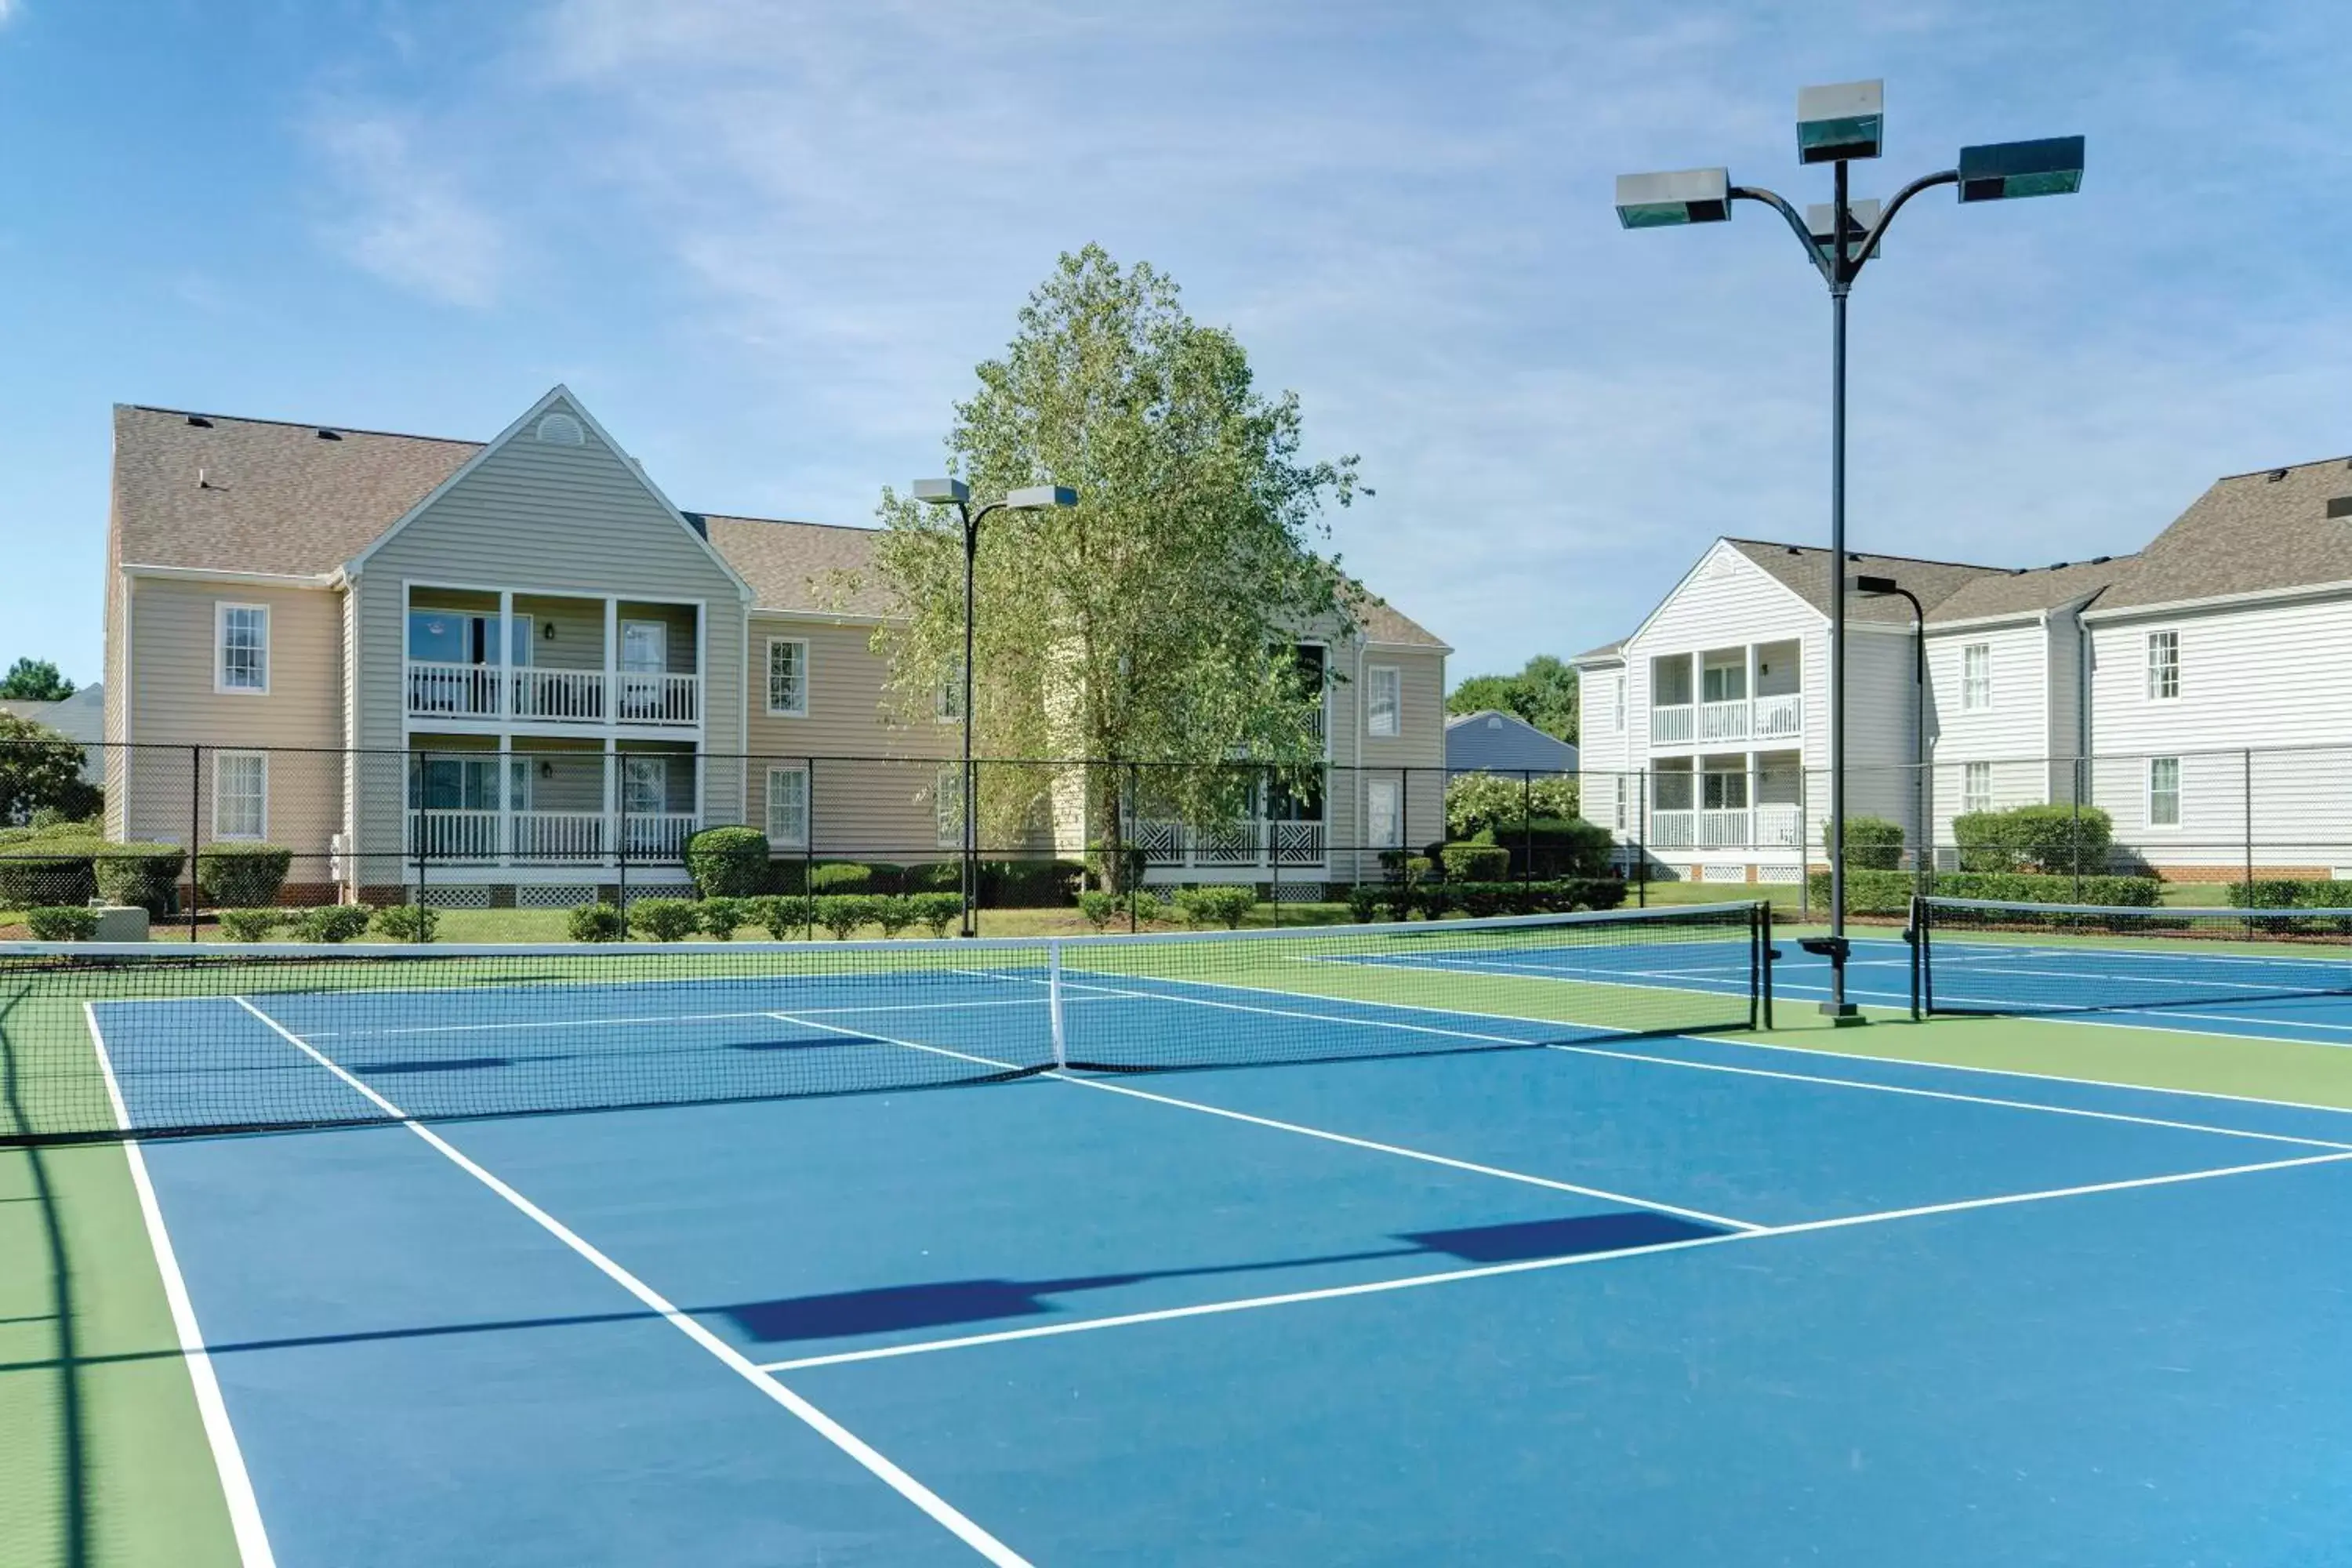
[1853, 575, 1926, 893]
[912, 478, 1080, 937]
[1617, 82, 2082, 1019]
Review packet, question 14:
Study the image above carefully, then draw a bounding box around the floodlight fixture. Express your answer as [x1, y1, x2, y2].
[1005, 485, 1079, 510]
[1797, 79, 1884, 164]
[1957, 136, 2085, 202]
[1613, 168, 1731, 229]
[913, 477, 970, 506]
[1807, 198, 1884, 264]
[1850, 574, 1899, 596]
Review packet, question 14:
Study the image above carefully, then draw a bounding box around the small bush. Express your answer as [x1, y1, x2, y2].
[1077, 890, 1120, 931]
[1439, 842, 1512, 882]
[684, 826, 770, 898]
[870, 895, 918, 938]
[909, 892, 962, 938]
[762, 859, 809, 895]
[1951, 804, 2114, 875]
[750, 895, 815, 941]
[93, 844, 187, 914]
[568, 902, 626, 942]
[292, 904, 372, 943]
[0, 847, 97, 909]
[1824, 815, 1906, 872]
[628, 899, 702, 942]
[1809, 868, 2160, 916]
[809, 862, 873, 895]
[1473, 816, 1616, 880]
[902, 862, 961, 894]
[862, 863, 909, 895]
[26, 906, 100, 942]
[1453, 880, 1512, 918]
[371, 902, 439, 942]
[197, 843, 293, 908]
[814, 895, 877, 940]
[981, 858, 1084, 908]
[1171, 885, 1256, 929]
[698, 897, 751, 940]
[216, 908, 284, 942]
[1345, 884, 1383, 924]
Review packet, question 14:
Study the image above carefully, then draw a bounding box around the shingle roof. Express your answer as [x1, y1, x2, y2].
[1925, 554, 2134, 622]
[111, 403, 1447, 645]
[1723, 539, 2008, 625]
[1570, 639, 1625, 664]
[2092, 456, 2352, 612]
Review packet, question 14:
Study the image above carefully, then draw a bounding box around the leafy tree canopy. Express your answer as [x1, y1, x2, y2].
[858, 245, 1361, 887]
[0, 713, 99, 825]
[1446, 655, 1577, 742]
[0, 658, 74, 701]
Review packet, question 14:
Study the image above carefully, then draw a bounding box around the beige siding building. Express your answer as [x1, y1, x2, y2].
[103, 387, 1449, 904]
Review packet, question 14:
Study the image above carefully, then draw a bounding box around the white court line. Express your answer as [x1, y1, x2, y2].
[1934, 938, 2352, 974]
[83, 1004, 278, 1568]
[758, 1146, 2352, 1374]
[763, 1010, 1762, 1234]
[1770, 971, 2352, 1042]
[303, 996, 1056, 1040]
[228, 998, 1029, 1567]
[1543, 1042, 2352, 1152]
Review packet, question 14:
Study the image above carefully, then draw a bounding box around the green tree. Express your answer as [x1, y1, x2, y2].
[1446, 655, 1577, 742]
[0, 714, 98, 823]
[0, 659, 74, 701]
[859, 246, 1359, 891]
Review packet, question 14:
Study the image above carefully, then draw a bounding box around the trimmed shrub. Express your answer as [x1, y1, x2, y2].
[1473, 816, 1615, 880]
[762, 859, 809, 895]
[980, 858, 1085, 909]
[292, 904, 372, 943]
[26, 906, 100, 942]
[216, 908, 284, 942]
[1077, 890, 1120, 931]
[1439, 842, 1512, 882]
[197, 843, 293, 908]
[809, 862, 873, 895]
[1345, 884, 1383, 924]
[1808, 868, 2160, 916]
[870, 895, 918, 938]
[1445, 771, 1579, 839]
[862, 864, 908, 895]
[814, 895, 877, 940]
[1127, 890, 1169, 927]
[1084, 840, 1149, 893]
[684, 827, 770, 898]
[93, 844, 187, 914]
[909, 892, 962, 938]
[1453, 880, 1512, 918]
[902, 862, 961, 894]
[1824, 815, 1906, 872]
[568, 902, 626, 942]
[1174, 885, 1256, 929]
[0, 845, 97, 909]
[750, 894, 815, 941]
[698, 897, 751, 940]
[628, 899, 702, 942]
[1952, 804, 2114, 875]
[371, 902, 439, 942]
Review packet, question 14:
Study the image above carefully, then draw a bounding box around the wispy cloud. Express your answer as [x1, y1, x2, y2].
[310, 109, 507, 308]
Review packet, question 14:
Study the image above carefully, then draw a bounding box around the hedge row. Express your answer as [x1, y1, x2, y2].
[567, 893, 969, 942]
[2225, 879, 2352, 910]
[1347, 877, 1628, 923]
[0, 840, 286, 913]
[1809, 868, 2161, 916]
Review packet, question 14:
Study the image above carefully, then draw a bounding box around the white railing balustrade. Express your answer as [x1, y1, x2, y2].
[1699, 808, 1751, 848]
[616, 673, 701, 725]
[1134, 820, 1187, 866]
[407, 665, 702, 725]
[621, 812, 700, 861]
[1127, 818, 1327, 873]
[407, 662, 503, 719]
[513, 811, 607, 862]
[511, 669, 604, 723]
[1648, 810, 1696, 848]
[1650, 705, 1695, 746]
[404, 809, 699, 864]
[1754, 693, 1803, 740]
[1754, 803, 1802, 847]
[406, 809, 502, 862]
[1272, 822, 1327, 866]
[1699, 700, 1749, 742]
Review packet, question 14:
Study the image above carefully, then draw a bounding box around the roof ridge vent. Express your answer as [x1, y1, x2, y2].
[185, 415, 212, 428]
[2267, 468, 2289, 482]
[315, 428, 343, 441]
[2325, 496, 2352, 520]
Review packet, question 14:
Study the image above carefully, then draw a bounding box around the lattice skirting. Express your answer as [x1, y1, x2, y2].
[407, 884, 493, 909]
[517, 884, 599, 909]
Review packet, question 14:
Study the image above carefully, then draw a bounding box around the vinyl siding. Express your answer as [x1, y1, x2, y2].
[1336, 643, 1446, 880]
[1923, 619, 2051, 848]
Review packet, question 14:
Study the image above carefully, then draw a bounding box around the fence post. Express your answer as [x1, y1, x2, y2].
[1126, 760, 1140, 935]
[1797, 764, 1809, 920]
[188, 743, 202, 942]
[1521, 769, 1534, 895]
[1635, 769, 1648, 909]
[615, 750, 630, 920]
[2244, 746, 2255, 910]
[2071, 768, 2082, 903]
[803, 756, 816, 941]
[1268, 763, 1281, 927]
[412, 748, 430, 939]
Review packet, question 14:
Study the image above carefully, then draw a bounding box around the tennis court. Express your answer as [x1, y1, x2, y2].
[10, 901, 2352, 1564]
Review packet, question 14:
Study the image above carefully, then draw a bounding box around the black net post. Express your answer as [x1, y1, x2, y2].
[1907, 894, 1923, 1020]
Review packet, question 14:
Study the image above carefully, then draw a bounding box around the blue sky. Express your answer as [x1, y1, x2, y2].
[2, 2, 2347, 689]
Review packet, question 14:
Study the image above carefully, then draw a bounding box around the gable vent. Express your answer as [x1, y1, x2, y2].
[535, 412, 586, 446]
[2328, 497, 2352, 520]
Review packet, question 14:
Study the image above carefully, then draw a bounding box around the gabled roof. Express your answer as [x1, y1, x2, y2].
[1569, 638, 1625, 665]
[1722, 539, 2009, 626]
[2092, 455, 2352, 612]
[1444, 709, 1577, 774]
[1925, 554, 2134, 624]
[705, 516, 901, 617]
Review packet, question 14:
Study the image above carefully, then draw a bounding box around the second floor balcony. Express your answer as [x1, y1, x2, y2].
[405, 664, 702, 726]
[406, 590, 702, 729]
[1647, 639, 1802, 749]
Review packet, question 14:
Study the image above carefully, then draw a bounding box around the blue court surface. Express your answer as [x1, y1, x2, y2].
[98, 940, 2352, 1565]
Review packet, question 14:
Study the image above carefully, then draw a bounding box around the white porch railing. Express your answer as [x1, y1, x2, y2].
[406, 809, 699, 865]
[1650, 705, 1695, 746]
[407, 662, 502, 719]
[616, 673, 701, 725]
[512, 669, 605, 723]
[513, 811, 607, 862]
[1699, 700, 1749, 742]
[1131, 819, 1330, 873]
[622, 812, 700, 861]
[406, 809, 502, 862]
[1755, 802, 1802, 847]
[1754, 692, 1803, 739]
[1699, 808, 1751, 848]
[1648, 810, 1696, 848]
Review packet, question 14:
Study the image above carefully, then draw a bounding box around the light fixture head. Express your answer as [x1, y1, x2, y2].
[1806, 198, 1885, 263]
[1613, 167, 1732, 228]
[912, 477, 970, 506]
[1797, 79, 1884, 163]
[1005, 484, 1080, 510]
[1958, 136, 2085, 201]
[1850, 574, 1900, 596]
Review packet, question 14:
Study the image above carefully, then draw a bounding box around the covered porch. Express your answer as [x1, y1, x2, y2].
[404, 736, 704, 872]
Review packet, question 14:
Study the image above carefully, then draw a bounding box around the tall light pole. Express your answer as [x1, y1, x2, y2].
[1617, 82, 2082, 1019]
[913, 478, 1079, 937]
[1853, 575, 1926, 895]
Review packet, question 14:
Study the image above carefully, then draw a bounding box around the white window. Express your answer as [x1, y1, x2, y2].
[1960, 643, 1991, 712]
[2149, 757, 2181, 827]
[1367, 666, 1400, 737]
[937, 656, 965, 721]
[214, 751, 267, 839]
[1365, 779, 1402, 849]
[216, 603, 270, 694]
[621, 620, 668, 674]
[1962, 761, 1992, 815]
[2146, 630, 2180, 701]
[621, 755, 668, 817]
[1611, 673, 1625, 734]
[765, 766, 809, 849]
[935, 764, 966, 849]
[766, 638, 808, 717]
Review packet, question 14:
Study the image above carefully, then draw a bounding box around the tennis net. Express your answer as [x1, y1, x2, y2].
[0, 901, 1767, 1143]
[1914, 895, 2352, 1018]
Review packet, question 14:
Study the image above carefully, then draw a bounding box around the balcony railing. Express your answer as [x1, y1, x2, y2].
[1642, 802, 1802, 852]
[406, 809, 699, 864]
[1700, 699, 1748, 742]
[1650, 704, 1695, 746]
[405, 663, 702, 727]
[1754, 692, 1803, 740]
[1132, 818, 1329, 873]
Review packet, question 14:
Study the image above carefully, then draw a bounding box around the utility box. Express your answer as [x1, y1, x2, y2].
[90, 906, 150, 942]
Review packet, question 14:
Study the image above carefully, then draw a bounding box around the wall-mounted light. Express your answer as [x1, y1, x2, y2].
[539, 760, 555, 779]
[542, 622, 557, 641]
